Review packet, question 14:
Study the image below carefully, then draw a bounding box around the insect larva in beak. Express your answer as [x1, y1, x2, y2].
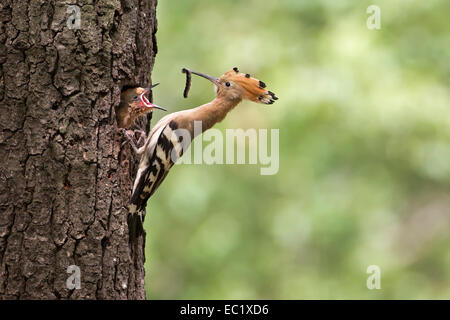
[181, 68, 192, 98]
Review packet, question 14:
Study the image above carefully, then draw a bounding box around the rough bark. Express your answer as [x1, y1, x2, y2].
[0, 0, 157, 299]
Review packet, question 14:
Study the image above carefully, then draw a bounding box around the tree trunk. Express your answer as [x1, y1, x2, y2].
[0, 0, 157, 299]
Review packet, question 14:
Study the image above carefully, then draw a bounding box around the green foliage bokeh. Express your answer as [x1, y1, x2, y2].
[146, 0, 450, 299]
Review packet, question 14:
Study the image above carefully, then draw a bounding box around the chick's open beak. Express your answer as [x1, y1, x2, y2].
[143, 83, 159, 94]
[150, 104, 167, 111]
[139, 91, 167, 111]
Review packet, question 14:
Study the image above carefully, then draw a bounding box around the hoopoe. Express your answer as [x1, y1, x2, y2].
[126, 68, 278, 237]
[117, 84, 166, 145]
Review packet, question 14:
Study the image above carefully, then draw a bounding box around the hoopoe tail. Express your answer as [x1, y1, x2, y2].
[128, 204, 145, 240]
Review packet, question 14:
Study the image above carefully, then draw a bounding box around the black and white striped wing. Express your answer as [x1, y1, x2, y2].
[129, 120, 184, 213]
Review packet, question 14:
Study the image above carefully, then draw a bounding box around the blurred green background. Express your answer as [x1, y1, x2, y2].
[146, 0, 450, 299]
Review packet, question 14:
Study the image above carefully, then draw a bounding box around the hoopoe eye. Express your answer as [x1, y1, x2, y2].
[133, 95, 139, 100]
[225, 82, 231, 87]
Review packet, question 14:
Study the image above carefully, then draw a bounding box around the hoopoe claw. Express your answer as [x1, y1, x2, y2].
[134, 129, 147, 145]
[120, 128, 140, 153]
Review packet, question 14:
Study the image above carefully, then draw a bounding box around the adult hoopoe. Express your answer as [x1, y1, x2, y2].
[126, 68, 278, 237]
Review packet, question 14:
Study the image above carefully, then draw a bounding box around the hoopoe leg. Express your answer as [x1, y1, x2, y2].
[120, 128, 140, 154]
[134, 129, 147, 146]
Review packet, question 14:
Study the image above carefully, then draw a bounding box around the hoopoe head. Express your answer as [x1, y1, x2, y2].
[184, 67, 278, 104]
[120, 84, 166, 116]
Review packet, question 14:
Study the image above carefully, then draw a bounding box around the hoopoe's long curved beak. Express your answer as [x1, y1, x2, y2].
[183, 69, 219, 85]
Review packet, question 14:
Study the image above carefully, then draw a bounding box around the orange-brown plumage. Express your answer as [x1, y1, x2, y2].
[225, 70, 270, 102]
[213, 68, 278, 104]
